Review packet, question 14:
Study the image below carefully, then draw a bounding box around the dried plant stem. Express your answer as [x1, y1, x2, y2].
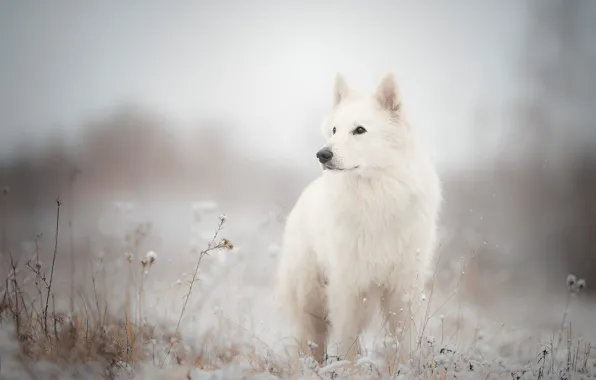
[161, 217, 227, 368]
[138, 266, 145, 327]
[555, 291, 572, 354]
[416, 244, 444, 349]
[44, 198, 62, 335]
[174, 218, 225, 334]
[582, 342, 592, 373]
[9, 253, 21, 336]
[69, 170, 78, 313]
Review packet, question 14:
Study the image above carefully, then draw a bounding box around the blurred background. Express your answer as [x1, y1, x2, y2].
[1, 0, 596, 346]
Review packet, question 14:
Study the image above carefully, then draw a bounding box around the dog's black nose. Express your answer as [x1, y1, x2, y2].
[316, 148, 333, 164]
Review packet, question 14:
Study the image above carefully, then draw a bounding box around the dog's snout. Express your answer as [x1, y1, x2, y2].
[316, 148, 333, 164]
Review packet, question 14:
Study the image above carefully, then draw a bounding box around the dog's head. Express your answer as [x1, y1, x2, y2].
[317, 73, 413, 175]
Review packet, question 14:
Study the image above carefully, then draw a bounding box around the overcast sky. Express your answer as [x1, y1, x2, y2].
[1, 1, 532, 167]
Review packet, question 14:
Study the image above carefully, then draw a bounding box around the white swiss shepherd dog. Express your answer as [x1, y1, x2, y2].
[276, 72, 442, 367]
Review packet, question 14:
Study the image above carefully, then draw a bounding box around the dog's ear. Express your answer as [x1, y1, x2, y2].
[374, 72, 401, 114]
[333, 73, 350, 107]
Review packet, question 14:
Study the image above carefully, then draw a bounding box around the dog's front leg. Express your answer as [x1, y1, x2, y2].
[326, 280, 370, 363]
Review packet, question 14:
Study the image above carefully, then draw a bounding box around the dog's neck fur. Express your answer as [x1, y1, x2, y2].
[324, 163, 420, 206]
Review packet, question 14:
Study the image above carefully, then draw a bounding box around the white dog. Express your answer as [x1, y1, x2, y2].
[276, 73, 442, 366]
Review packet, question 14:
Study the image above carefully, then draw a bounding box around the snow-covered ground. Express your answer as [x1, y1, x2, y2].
[2, 194, 595, 379]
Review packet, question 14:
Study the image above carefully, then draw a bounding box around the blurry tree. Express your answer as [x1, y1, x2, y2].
[511, 0, 596, 291]
[438, 0, 596, 306]
[77, 104, 180, 193]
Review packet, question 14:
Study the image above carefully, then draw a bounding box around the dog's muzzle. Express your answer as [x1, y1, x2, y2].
[316, 148, 333, 164]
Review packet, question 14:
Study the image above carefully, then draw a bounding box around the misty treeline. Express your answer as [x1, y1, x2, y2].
[0, 104, 307, 210]
[442, 0, 596, 303]
[1, 0, 595, 303]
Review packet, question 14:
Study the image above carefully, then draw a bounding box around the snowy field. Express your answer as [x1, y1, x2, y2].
[2, 191, 596, 379]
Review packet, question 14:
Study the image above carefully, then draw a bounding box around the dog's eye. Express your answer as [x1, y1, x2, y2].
[332, 127, 336, 135]
[353, 126, 367, 135]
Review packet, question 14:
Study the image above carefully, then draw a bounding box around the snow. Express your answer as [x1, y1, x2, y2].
[1, 197, 595, 380]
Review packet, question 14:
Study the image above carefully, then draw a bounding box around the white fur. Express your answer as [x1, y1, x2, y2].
[276, 73, 442, 366]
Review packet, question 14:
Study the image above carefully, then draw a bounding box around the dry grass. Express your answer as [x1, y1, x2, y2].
[1, 189, 595, 379]
[0, 194, 243, 379]
[1, 199, 152, 376]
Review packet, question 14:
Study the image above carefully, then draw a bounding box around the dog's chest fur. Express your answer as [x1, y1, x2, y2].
[314, 174, 425, 281]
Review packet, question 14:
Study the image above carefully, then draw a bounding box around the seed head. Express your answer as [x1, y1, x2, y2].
[577, 278, 586, 292]
[567, 274, 577, 290]
[221, 238, 234, 250]
[141, 251, 157, 267]
[145, 250, 157, 264]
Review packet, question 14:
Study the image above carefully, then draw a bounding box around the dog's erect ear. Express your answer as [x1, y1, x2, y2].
[333, 73, 350, 107]
[374, 72, 401, 114]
